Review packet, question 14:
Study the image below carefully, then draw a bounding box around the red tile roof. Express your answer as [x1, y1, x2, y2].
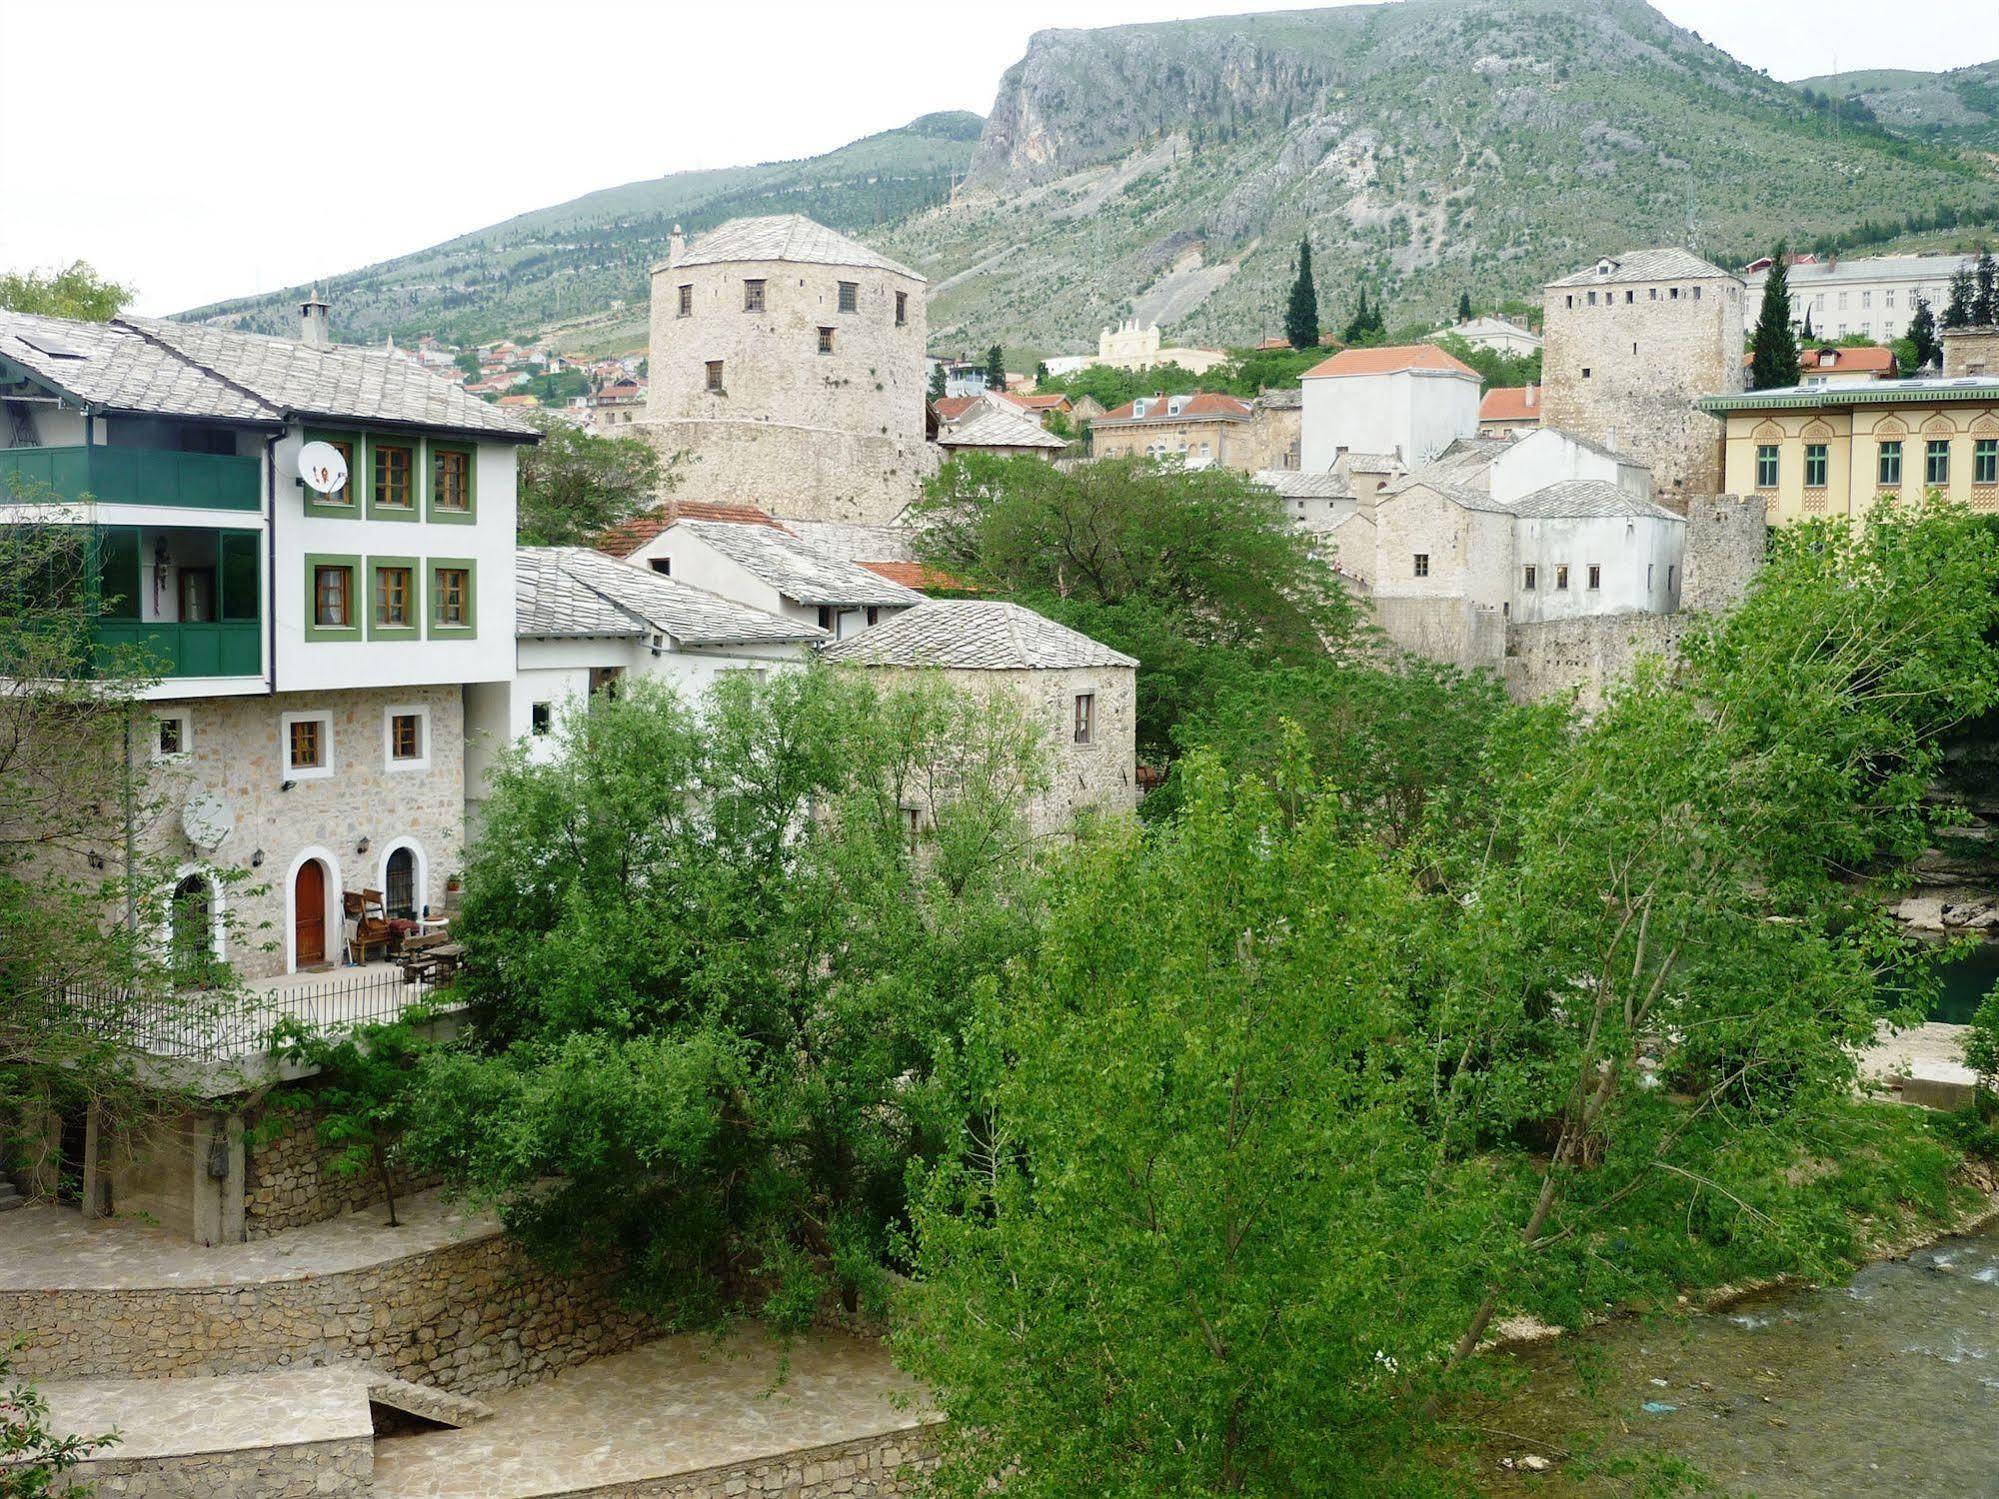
[1479, 385, 1542, 423]
[933, 395, 980, 421]
[594, 500, 787, 557]
[859, 560, 968, 592]
[1004, 392, 1071, 413]
[1097, 391, 1254, 423]
[1303, 344, 1478, 379]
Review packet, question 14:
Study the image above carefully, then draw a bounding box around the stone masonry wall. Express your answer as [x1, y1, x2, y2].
[243, 1093, 443, 1239]
[1679, 493, 1768, 614]
[1503, 612, 1687, 712]
[57, 1437, 371, 1499]
[643, 417, 937, 525]
[4, 1228, 654, 1395]
[582, 1429, 938, 1499]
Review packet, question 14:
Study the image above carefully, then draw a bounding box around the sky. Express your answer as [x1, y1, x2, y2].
[2, 0, 1995, 316]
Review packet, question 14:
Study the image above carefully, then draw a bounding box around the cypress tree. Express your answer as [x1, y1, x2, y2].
[1944, 268, 1976, 330]
[927, 362, 947, 403]
[1908, 296, 1939, 370]
[1457, 290, 1473, 323]
[1284, 238, 1320, 349]
[1974, 247, 1998, 325]
[983, 344, 1006, 392]
[1749, 245, 1801, 391]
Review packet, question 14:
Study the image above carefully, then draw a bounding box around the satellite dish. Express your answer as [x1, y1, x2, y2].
[297, 440, 348, 495]
[181, 793, 234, 853]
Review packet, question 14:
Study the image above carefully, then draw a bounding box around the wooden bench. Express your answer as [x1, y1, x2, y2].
[399, 932, 463, 985]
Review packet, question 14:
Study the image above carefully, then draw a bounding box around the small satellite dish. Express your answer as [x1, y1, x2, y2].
[297, 440, 348, 495]
[181, 793, 234, 853]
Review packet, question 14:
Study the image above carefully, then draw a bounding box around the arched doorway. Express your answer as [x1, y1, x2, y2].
[293, 859, 327, 967]
[169, 873, 214, 983]
[384, 846, 416, 921]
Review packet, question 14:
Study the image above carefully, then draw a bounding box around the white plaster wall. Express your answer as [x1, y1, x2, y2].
[1508, 516, 1684, 623]
[1301, 370, 1479, 471]
[1490, 429, 1654, 506]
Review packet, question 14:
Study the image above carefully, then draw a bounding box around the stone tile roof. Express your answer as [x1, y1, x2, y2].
[668, 215, 924, 282]
[1339, 452, 1404, 472]
[595, 501, 786, 558]
[518, 546, 826, 646]
[936, 401, 1066, 450]
[122, 317, 539, 439]
[783, 520, 917, 565]
[1396, 437, 1513, 493]
[677, 519, 927, 607]
[0, 310, 278, 424]
[1303, 345, 1477, 380]
[1393, 476, 1516, 515]
[819, 601, 1136, 670]
[1546, 247, 1735, 287]
[1508, 480, 1683, 522]
[1253, 469, 1350, 499]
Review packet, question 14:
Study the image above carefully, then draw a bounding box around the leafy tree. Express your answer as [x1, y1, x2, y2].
[983, 344, 1006, 392]
[1035, 361, 1207, 412]
[269, 1015, 433, 1228]
[1907, 295, 1940, 370]
[927, 362, 947, 403]
[1976, 247, 1999, 326]
[454, 349, 483, 382]
[0, 262, 132, 322]
[1342, 285, 1386, 346]
[1749, 245, 1802, 390]
[1457, 289, 1474, 322]
[914, 455, 1365, 757]
[1965, 989, 1999, 1104]
[1944, 267, 1976, 329]
[2, 1342, 115, 1495]
[404, 668, 1052, 1323]
[1033, 360, 1050, 385]
[1204, 344, 1327, 398]
[1283, 237, 1319, 349]
[1431, 333, 1541, 391]
[515, 412, 665, 546]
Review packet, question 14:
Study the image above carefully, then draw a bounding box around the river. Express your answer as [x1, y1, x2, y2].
[1475, 1223, 1999, 1497]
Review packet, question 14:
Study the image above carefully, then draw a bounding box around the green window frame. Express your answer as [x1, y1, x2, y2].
[1927, 439, 1952, 487]
[1803, 443, 1828, 489]
[1754, 444, 1779, 489]
[301, 429, 362, 518]
[366, 436, 421, 521]
[303, 553, 362, 642]
[367, 555, 420, 641]
[1976, 439, 1998, 487]
[427, 442, 477, 524]
[426, 556, 477, 639]
[1877, 440, 1903, 488]
[219, 531, 260, 621]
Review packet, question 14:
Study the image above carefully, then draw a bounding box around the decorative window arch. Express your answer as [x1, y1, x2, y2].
[1751, 420, 1785, 443]
[1871, 416, 1907, 438]
[1971, 413, 1999, 437]
[1923, 415, 1959, 437]
[376, 838, 428, 922]
[1799, 418, 1835, 441]
[164, 864, 226, 969]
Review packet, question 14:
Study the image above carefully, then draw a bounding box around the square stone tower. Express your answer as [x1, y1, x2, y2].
[1541, 249, 1745, 501]
[643, 214, 937, 525]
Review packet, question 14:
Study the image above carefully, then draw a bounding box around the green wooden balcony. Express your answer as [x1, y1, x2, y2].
[0, 445, 260, 512]
[93, 619, 262, 678]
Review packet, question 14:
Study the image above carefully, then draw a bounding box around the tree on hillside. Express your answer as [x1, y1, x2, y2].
[454, 349, 482, 382]
[1457, 290, 1473, 323]
[1036, 361, 1207, 413]
[1284, 238, 1319, 350]
[1749, 245, 1802, 390]
[516, 412, 665, 546]
[1944, 267, 1976, 330]
[0, 261, 133, 322]
[1432, 333, 1540, 392]
[983, 344, 1006, 392]
[1343, 286, 1385, 346]
[1974, 247, 1998, 326]
[1908, 296, 1940, 370]
[927, 362, 947, 403]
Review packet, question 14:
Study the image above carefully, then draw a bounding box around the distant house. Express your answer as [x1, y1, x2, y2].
[1434, 315, 1542, 357]
[1479, 384, 1543, 434]
[936, 397, 1068, 461]
[1751, 345, 1899, 385]
[1089, 391, 1255, 468]
[1300, 345, 1482, 471]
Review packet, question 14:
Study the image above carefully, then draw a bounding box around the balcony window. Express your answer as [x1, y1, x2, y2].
[1878, 440, 1903, 487]
[1755, 444, 1779, 488]
[1927, 439, 1952, 487]
[1804, 443, 1828, 489]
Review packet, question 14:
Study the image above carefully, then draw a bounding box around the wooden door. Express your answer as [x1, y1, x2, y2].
[294, 859, 326, 967]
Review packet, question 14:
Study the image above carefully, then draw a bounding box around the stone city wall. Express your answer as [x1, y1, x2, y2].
[1503, 612, 1687, 712]
[55, 1437, 371, 1499]
[4, 1228, 654, 1395]
[643, 417, 936, 525]
[243, 1093, 443, 1239]
[1679, 493, 1767, 614]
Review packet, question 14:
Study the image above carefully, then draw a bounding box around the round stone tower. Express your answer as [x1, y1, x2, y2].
[644, 214, 935, 524]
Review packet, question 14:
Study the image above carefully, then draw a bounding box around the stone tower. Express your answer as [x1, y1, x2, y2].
[644, 214, 936, 524]
[1540, 248, 1745, 502]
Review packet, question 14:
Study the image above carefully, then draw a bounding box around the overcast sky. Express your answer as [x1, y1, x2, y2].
[1, 0, 1993, 316]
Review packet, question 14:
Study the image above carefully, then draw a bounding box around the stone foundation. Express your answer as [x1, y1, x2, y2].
[4, 1227, 654, 1394]
[57, 1437, 370, 1498]
[577, 1429, 937, 1498]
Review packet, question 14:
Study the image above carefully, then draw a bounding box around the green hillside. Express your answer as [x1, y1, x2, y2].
[179, 111, 983, 347]
[1792, 60, 1999, 151]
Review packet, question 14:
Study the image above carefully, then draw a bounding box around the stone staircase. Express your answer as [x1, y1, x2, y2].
[365, 1370, 494, 1430]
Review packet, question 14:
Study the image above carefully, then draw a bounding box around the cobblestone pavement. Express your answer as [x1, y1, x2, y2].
[36, 1365, 374, 1460]
[369, 1327, 935, 1498]
[0, 1186, 491, 1290]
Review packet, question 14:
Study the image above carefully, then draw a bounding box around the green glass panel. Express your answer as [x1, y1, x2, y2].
[219, 531, 259, 621]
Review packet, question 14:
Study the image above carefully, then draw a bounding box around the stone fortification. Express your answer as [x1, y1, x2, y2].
[1679, 493, 1767, 614]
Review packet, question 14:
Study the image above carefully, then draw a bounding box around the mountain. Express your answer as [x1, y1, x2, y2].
[182, 2, 1998, 357]
[179, 111, 984, 351]
[1793, 61, 1999, 151]
[885, 0, 1998, 353]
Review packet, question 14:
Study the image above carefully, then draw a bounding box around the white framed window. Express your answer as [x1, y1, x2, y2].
[530, 702, 553, 735]
[1073, 692, 1096, 746]
[280, 709, 335, 781]
[152, 709, 192, 762]
[383, 703, 432, 772]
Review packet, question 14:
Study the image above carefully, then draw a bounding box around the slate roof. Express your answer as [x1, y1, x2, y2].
[936, 401, 1066, 450]
[667, 215, 924, 282]
[517, 547, 826, 647]
[783, 520, 918, 565]
[595, 501, 786, 558]
[1507, 480, 1684, 522]
[1339, 452, 1404, 472]
[1303, 345, 1477, 379]
[1391, 476, 1516, 515]
[1404, 436, 1514, 491]
[1253, 469, 1350, 499]
[1547, 248, 1736, 287]
[676, 519, 926, 607]
[818, 601, 1136, 670]
[0, 310, 277, 424]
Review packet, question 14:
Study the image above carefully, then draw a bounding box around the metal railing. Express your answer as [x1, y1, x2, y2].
[53, 967, 447, 1063]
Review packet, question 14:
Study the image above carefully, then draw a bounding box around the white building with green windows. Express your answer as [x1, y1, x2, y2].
[0, 301, 535, 977]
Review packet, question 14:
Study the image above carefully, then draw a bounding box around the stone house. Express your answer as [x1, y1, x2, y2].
[0, 298, 535, 980]
[1540, 248, 1745, 499]
[642, 214, 936, 524]
[1088, 390, 1299, 471]
[1299, 344, 1482, 472]
[935, 396, 1068, 460]
[818, 601, 1138, 838]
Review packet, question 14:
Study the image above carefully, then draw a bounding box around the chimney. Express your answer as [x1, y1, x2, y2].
[668, 224, 685, 266]
[299, 288, 330, 348]
[1526, 383, 1539, 409]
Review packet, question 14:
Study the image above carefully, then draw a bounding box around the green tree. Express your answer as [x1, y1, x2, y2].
[1035, 361, 1206, 412]
[1342, 285, 1385, 345]
[515, 412, 665, 546]
[1907, 295, 1940, 370]
[0, 261, 133, 322]
[983, 344, 1006, 392]
[2, 1342, 115, 1495]
[1457, 289, 1473, 322]
[1976, 247, 1999, 326]
[404, 668, 1051, 1323]
[1204, 344, 1327, 398]
[1965, 990, 1999, 1104]
[1431, 333, 1541, 391]
[1283, 237, 1319, 349]
[454, 349, 483, 382]
[1944, 267, 1976, 329]
[269, 1015, 433, 1228]
[927, 362, 947, 403]
[1749, 245, 1802, 390]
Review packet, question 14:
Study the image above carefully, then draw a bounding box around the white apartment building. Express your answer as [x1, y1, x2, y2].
[1299, 344, 1482, 472]
[1743, 253, 1978, 344]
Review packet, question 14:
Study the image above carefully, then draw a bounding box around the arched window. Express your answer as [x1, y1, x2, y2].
[170, 873, 215, 984]
[385, 846, 417, 921]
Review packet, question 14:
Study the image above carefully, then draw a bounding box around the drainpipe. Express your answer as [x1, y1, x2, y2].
[263, 432, 279, 693]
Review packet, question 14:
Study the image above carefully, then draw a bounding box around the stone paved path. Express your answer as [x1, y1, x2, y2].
[0, 1186, 492, 1290]
[36, 1365, 374, 1460]
[370, 1327, 934, 1498]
